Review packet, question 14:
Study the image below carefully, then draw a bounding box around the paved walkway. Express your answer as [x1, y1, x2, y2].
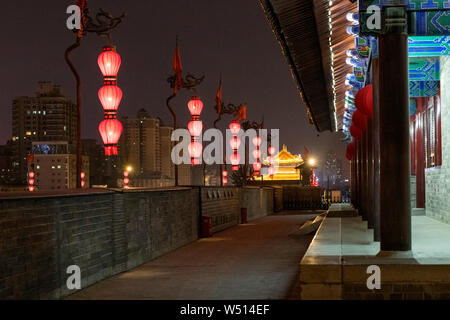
[68, 212, 316, 300]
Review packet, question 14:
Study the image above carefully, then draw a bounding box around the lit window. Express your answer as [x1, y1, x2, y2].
[26, 132, 32, 136]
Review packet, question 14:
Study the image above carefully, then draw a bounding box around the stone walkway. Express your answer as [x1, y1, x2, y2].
[68, 212, 316, 300]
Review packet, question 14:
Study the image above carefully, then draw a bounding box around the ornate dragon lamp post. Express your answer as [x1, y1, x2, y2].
[65, 0, 125, 188]
[167, 38, 205, 186]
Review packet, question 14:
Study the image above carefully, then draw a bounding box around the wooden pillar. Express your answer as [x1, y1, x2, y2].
[372, 58, 381, 241]
[361, 130, 368, 221]
[367, 117, 374, 229]
[379, 7, 411, 251]
[356, 140, 362, 211]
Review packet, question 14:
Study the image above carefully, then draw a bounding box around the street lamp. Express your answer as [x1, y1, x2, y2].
[65, 2, 124, 188]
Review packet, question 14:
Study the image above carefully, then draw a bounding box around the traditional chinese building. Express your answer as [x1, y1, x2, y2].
[255, 145, 304, 181]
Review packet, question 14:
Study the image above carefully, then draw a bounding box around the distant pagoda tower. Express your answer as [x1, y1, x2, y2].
[256, 145, 304, 181]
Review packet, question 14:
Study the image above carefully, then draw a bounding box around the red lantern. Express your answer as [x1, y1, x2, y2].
[253, 149, 261, 159]
[223, 177, 228, 184]
[123, 178, 130, 185]
[252, 136, 262, 147]
[81, 180, 86, 188]
[80, 172, 86, 179]
[124, 171, 129, 177]
[229, 121, 241, 135]
[188, 97, 204, 116]
[230, 136, 241, 150]
[253, 162, 262, 172]
[98, 85, 123, 111]
[98, 46, 121, 78]
[230, 154, 240, 166]
[99, 118, 123, 155]
[350, 124, 362, 141]
[29, 186, 35, 192]
[188, 120, 203, 137]
[28, 172, 35, 179]
[188, 142, 203, 157]
[222, 171, 228, 177]
[352, 110, 368, 132]
[355, 84, 373, 117]
[28, 179, 35, 185]
[346, 142, 356, 161]
[268, 146, 276, 155]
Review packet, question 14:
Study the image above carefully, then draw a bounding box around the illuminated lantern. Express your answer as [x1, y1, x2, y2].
[252, 136, 262, 147]
[81, 180, 86, 188]
[123, 178, 130, 185]
[352, 110, 368, 132]
[28, 172, 35, 179]
[98, 46, 121, 79]
[80, 172, 86, 179]
[29, 186, 35, 192]
[253, 162, 262, 172]
[268, 146, 276, 155]
[355, 84, 373, 117]
[230, 153, 241, 171]
[28, 179, 35, 185]
[350, 124, 362, 141]
[346, 142, 356, 161]
[188, 120, 203, 137]
[188, 142, 203, 165]
[253, 150, 261, 159]
[123, 171, 129, 177]
[98, 85, 123, 111]
[98, 46, 123, 156]
[229, 121, 241, 135]
[223, 177, 228, 184]
[230, 136, 241, 150]
[222, 171, 228, 177]
[188, 97, 204, 116]
[99, 118, 123, 155]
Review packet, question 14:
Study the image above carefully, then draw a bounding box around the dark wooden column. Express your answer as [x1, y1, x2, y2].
[356, 140, 362, 211]
[367, 117, 374, 229]
[372, 58, 381, 241]
[351, 158, 357, 207]
[379, 7, 411, 251]
[361, 129, 368, 221]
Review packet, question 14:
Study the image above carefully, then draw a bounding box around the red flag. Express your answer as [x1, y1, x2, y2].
[215, 78, 223, 116]
[76, 0, 87, 39]
[173, 40, 183, 94]
[237, 105, 247, 121]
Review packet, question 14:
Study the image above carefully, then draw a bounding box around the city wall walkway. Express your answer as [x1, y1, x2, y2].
[68, 212, 317, 300]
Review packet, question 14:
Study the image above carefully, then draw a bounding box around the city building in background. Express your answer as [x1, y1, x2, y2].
[119, 109, 175, 187]
[28, 141, 89, 191]
[11, 82, 77, 184]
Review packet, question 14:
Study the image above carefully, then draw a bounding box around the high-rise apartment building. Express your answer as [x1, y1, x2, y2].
[119, 109, 174, 180]
[28, 141, 89, 191]
[11, 82, 77, 183]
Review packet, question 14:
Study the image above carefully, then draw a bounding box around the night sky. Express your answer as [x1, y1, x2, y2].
[0, 0, 348, 177]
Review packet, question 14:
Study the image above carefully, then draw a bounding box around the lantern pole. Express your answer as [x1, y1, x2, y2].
[65, 2, 124, 188]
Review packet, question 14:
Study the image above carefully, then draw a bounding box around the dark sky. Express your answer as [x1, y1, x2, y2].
[0, 0, 349, 178]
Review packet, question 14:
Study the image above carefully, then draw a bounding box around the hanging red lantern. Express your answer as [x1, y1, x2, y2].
[230, 136, 241, 150]
[252, 136, 262, 147]
[29, 186, 35, 192]
[268, 146, 276, 155]
[230, 154, 241, 170]
[352, 110, 368, 132]
[350, 124, 362, 141]
[188, 97, 204, 116]
[188, 120, 203, 137]
[346, 141, 356, 161]
[98, 46, 122, 78]
[188, 142, 203, 165]
[253, 149, 261, 159]
[28, 172, 35, 179]
[222, 171, 228, 177]
[223, 177, 228, 185]
[355, 84, 373, 117]
[98, 85, 123, 111]
[253, 162, 262, 172]
[229, 121, 241, 135]
[99, 118, 123, 155]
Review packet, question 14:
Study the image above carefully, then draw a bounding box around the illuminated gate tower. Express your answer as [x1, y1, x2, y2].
[256, 145, 304, 181]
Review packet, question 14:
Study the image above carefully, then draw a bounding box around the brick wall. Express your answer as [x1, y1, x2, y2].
[425, 56, 450, 224]
[201, 187, 240, 233]
[240, 187, 274, 222]
[0, 188, 199, 299]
